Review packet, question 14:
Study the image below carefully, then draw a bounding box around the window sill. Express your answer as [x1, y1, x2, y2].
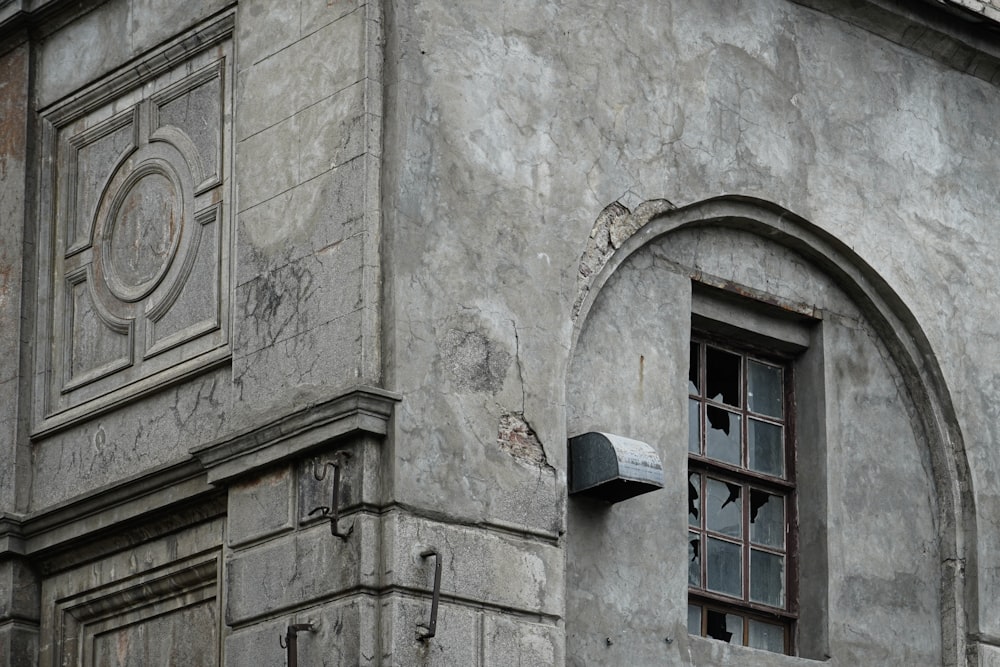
[687, 635, 828, 666]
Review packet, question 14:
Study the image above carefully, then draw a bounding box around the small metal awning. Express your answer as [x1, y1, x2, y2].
[567, 432, 664, 503]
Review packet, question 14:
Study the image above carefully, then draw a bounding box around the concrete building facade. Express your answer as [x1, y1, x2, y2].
[1, 0, 999, 664]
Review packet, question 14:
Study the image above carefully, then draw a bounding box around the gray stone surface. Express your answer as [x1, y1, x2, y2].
[31, 15, 235, 436]
[227, 464, 294, 547]
[0, 559, 38, 623]
[0, 40, 28, 516]
[29, 367, 231, 509]
[380, 1, 999, 663]
[0, 622, 38, 667]
[382, 511, 564, 617]
[3, 0, 1000, 664]
[226, 517, 374, 624]
[231, 0, 383, 411]
[483, 615, 563, 666]
[381, 598, 481, 666]
[978, 644, 1000, 667]
[35, 0, 232, 107]
[224, 599, 373, 667]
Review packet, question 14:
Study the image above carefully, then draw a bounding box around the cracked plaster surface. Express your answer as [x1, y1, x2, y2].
[383, 0, 1000, 550]
[566, 228, 941, 663]
[380, 0, 1000, 656]
[29, 369, 231, 510]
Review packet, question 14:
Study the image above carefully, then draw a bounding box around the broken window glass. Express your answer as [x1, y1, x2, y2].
[748, 360, 782, 418]
[749, 490, 784, 549]
[688, 336, 794, 654]
[706, 407, 741, 465]
[689, 533, 701, 586]
[689, 342, 700, 394]
[689, 473, 701, 526]
[706, 346, 740, 407]
[706, 609, 743, 644]
[706, 478, 741, 538]
[706, 537, 742, 598]
[748, 418, 783, 476]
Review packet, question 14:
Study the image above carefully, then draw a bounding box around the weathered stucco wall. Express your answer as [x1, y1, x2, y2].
[563, 226, 941, 665]
[1, 0, 999, 664]
[382, 0, 999, 663]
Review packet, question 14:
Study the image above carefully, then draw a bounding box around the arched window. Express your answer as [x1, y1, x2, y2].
[566, 197, 966, 665]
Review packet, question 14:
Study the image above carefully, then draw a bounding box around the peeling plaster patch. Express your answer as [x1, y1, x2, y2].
[441, 329, 510, 393]
[573, 198, 676, 319]
[498, 412, 549, 468]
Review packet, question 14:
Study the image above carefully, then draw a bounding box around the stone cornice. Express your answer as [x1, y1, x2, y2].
[0, 386, 400, 564]
[792, 0, 1000, 85]
[0, 0, 105, 44]
[191, 385, 401, 484]
[0, 458, 215, 561]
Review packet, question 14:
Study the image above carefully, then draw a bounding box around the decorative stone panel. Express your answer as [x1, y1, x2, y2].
[51, 553, 220, 667]
[33, 15, 234, 435]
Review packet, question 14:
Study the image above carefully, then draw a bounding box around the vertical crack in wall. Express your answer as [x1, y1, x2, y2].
[498, 320, 554, 470]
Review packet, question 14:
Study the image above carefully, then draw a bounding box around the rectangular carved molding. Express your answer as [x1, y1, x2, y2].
[53, 552, 221, 666]
[32, 13, 235, 436]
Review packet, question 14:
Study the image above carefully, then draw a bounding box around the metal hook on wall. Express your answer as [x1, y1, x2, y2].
[416, 548, 442, 641]
[279, 622, 315, 667]
[308, 451, 353, 540]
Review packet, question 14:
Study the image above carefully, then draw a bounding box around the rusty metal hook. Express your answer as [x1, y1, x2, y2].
[416, 549, 442, 641]
[308, 451, 353, 540]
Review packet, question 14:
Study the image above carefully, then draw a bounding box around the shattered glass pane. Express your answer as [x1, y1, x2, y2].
[689, 533, 701, 586]
[748, 360, 782, 418]
[748, 418, 783, 476]
[750, 549, 785, 607]
[706, 608, 743, 644]
[706, 346, 741, 407]
[706, 407, 741, 465]
[688, 604, 702, 635]
[706, 537, 741, 597]
[748, 619, 785, 653]
[750, 489, 784, 549]
[689, 399, 701, 453]
[706, 478, 741, 537]
[689, 473, 701, 526]
[690, 343, 700, 394]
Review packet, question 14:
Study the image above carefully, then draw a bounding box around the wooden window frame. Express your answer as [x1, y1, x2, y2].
[687, 333, 799, 655]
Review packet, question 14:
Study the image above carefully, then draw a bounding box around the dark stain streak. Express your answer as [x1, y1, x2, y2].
[243, 261, 317, 350]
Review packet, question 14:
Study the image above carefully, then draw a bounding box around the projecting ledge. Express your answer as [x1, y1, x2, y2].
[191, 385, 401, 485]
[568, 432, 665, 503]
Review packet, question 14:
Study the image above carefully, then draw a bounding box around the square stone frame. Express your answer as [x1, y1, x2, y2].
[31, 13, 235, 437]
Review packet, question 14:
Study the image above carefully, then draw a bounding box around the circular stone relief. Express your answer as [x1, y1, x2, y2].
[102, 165, 183, 301]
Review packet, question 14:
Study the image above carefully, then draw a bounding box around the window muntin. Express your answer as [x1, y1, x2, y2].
[688, 338, 795, 654]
